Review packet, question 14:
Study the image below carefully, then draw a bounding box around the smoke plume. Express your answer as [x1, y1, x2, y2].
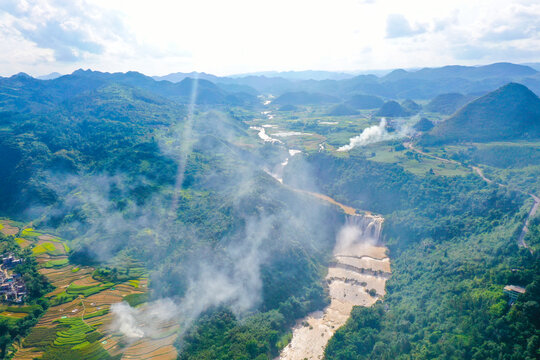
[337, 118, 415, 151]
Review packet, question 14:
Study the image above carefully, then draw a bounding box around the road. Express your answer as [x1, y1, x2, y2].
[405, 141, 537, 253]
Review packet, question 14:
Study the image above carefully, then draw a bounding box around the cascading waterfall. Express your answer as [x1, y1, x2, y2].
[280, 213, 390, 360]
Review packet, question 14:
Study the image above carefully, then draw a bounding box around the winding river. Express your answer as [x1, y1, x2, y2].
[251, 107, 391, 360]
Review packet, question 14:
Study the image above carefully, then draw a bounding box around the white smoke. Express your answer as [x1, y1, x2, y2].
[110, 302, 145, 339]
[337, 118, 417, 152]
[33, 108, 338, 351]
[111, 298, 181, 340]
[337, 118, 393, 152]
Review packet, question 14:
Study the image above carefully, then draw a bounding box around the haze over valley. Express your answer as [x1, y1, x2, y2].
[0, 1, 539, 359]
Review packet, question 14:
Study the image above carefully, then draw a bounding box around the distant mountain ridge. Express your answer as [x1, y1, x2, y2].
[229, 70, 355, 81]
[0, 69, 258, 110]
[2, 62, 539, 106]
[383, 62, 536, 81]
[37, 72, 62, 80]
[152, 71, 220, 83]
[272, 91, 340, 105]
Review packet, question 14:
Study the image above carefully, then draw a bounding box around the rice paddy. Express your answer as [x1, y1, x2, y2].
[20, 228, 42, 238]
[42, 258, 69, 268]
[0, 220, 19, 236]
[32, 242, 62, 256]
[12, 226, 179, 360]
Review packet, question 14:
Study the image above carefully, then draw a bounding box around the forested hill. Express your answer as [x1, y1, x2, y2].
[0, 69, 350, 359]
[284, 152, 539, 360]
[0, 70, 258, 111]
[422, 83, 540, 144]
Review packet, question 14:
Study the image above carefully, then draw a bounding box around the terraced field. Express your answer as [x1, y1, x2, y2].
[8, 225, 180, 360]
[0, 220, 20, 236]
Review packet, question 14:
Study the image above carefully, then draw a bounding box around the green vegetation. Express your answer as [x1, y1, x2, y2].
[272, 91, 340, 105]
[0, 233, 52, 357]
[92, 266, 145, 283]
[51, 282, 114, 305]
[413, 117, 434, 132]
[345, 94, 384, 109]
[32, 242, 62, 255]
[525, 215, 540, 252]
[123, 293, 149, 307]
[37, 317, 112, 360]
[423, 83, 540, 144]
[422, 141, 540, 194]
[326, 104, 359, 116]
[43, 258, 69, 268]
[1, 67, 538, 360]
[287, 151, 539, 360]
[376, 101, 411, 117]
[21, 228, 42, 237]
[179, 309, 290, 360]
[425, 93, 468, 115]
[83, 309, 109, 319]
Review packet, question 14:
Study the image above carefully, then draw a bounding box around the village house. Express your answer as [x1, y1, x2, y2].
[0, 253, 27, 303]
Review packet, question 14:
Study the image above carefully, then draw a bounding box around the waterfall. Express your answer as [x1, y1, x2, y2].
[280, 212, 389, 360]
[334, 214, 384, 257]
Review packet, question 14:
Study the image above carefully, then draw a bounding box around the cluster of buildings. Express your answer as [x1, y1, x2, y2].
[0, 253, 26, 303]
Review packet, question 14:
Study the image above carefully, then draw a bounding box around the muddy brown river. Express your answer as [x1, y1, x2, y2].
[280, 213, 390, 360]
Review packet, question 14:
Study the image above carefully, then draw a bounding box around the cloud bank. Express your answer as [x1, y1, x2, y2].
[1, 0, 540, 76]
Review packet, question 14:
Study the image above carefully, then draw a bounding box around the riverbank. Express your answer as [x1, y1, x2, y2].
[280, 213, 389, 360]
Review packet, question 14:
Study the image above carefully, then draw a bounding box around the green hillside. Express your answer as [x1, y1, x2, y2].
[423, 83, 540, 144]
[425, 93, 469, 115]
[345, 94, 384, 109]
[326, 104, 359, 116]
[376, 100, 411, 117]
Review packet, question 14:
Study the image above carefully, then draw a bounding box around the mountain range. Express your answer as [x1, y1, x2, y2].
[10, 62, 538, 108]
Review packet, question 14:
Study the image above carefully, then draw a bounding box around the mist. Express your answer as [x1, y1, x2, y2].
[26, 107, 342, 349]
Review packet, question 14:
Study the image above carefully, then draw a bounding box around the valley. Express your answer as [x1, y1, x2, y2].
[0, 62, 538, 360]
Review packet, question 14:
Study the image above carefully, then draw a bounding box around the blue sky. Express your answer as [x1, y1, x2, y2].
[0, 0, 539, 76]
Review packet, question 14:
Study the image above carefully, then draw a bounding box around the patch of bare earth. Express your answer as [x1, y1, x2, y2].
[0, 221, 19, 236]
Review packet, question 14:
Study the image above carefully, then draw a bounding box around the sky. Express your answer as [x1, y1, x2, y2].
[0, 0, 539, 77]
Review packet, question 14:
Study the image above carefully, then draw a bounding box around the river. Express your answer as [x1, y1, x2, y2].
[251, 106, 391, 360]
[279, 212, 390, 360]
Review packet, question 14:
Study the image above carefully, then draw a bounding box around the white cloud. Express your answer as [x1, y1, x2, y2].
[0, 0, 539, 77]
[386, 14, 426, 38]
